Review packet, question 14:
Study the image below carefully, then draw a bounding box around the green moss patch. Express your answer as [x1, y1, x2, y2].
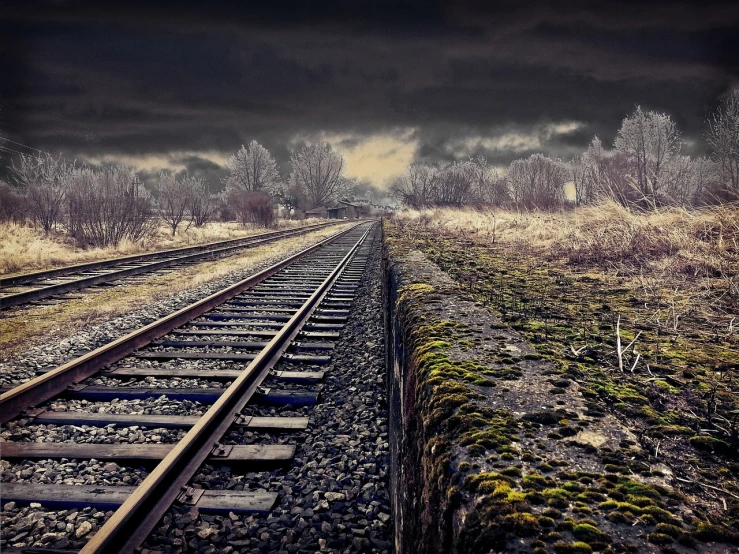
[384, 219, 739, 553]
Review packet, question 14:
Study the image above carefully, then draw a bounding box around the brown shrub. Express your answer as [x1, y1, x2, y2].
[230, 191, 276, 228]
[0, 181, 29, 223]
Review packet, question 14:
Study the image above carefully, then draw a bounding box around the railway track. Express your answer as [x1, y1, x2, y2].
[0, 221, 380, 553]
[0, 221, 342, 310]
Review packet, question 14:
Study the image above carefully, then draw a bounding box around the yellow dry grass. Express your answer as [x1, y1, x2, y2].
[0, 223, 354, 359]
[395, 202, 739, 278]
[0, 218, 330, 276]
[393, 202, 739, 334]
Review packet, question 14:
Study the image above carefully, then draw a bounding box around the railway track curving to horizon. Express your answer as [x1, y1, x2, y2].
[0, 221, 390, 554]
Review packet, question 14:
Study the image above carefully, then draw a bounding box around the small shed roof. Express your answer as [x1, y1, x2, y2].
[338, 200, 360, 207]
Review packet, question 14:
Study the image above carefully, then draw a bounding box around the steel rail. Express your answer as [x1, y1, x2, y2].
[81, 224, 373, 554]
[0, 223, 365, 424]
[0, 222, 345, 309]
[0, 221, 337, 288]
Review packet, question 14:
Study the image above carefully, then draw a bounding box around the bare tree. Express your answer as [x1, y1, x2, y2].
[469, 156, 509, 206]
[573, 137, 634, 206]
[706, 89, 739, 200]
[289, 142, 347, 207]
[158, 172, 191, 236]
[614, 106, 681, 207]
[508, 154, 569, 209]
[185, 175, 215, 227]
[391, 158, 508, 208]
[434, 160, 476, 206]
[222, 141, 281, 196]
[390, 164, 438, 208]
[67, 165, 157, 247]
[0, 180, 29, 223]
[12, 152, 75, 233]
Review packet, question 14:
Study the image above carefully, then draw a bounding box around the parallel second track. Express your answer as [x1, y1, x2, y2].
[0, 221, 378, 554]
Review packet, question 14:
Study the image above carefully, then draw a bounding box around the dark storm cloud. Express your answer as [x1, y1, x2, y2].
[1, 1, 737, 185]
[172, 155, 228, 194]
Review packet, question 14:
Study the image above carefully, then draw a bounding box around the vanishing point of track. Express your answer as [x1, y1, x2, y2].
[0, 221, 376, 554]
[0, 221, 340, 310]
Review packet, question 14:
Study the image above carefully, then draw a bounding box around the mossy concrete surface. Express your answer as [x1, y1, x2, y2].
[384, 224, 738, 554]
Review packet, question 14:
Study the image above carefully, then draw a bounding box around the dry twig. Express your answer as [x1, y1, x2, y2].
[616, 315, 642, 372]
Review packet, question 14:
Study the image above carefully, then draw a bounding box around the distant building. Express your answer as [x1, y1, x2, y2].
[304, 207, 328, 219]
[305, 201, 368, 220]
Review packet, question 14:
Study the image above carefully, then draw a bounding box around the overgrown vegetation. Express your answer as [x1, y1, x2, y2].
[1, 152, 212, 247]
[386, 204, 739, 553]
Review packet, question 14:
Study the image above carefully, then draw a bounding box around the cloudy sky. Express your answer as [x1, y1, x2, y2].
[1, 1, 737, 191]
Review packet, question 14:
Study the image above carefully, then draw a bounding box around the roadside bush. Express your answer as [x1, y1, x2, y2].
[66, 166, 158, 247]
[13, 152, 75, 233]
[230, 190, 275, 228]
[215, 191, 238, 222]
[0, 181, 29, 223]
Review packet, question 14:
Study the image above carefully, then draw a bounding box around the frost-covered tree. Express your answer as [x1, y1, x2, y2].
[469, 156, 509, 206]
[508, 154, 569, 209]
[289, 142, 347, 207]
[158, 171, 192, 236]
[222, 141, 281, 196]
[573, 137, 606, 205]
[614, 106, 681, 207]
[706, 89, 739, 200]
[12, 152, 75, 233]
[572, 137, 632, 206]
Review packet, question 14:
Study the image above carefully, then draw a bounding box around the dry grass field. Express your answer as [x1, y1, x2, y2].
[395, 202, 739, 322]
[0, 222, 353, 358]
[0, 218, 330, 276]
[387, 202, 739, 545]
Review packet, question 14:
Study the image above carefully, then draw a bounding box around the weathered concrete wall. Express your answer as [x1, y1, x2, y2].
[383, 239, 699, 554]
[384, 250, 431, 554]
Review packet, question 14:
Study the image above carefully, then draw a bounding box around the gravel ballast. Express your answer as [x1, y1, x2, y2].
[140, 228, 392, 554]
[1, 226, 392, 553]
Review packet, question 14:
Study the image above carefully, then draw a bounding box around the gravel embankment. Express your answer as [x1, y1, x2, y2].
[2, 227, 391, 553]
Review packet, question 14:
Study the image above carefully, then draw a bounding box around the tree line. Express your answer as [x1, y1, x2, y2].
[391, 90, 739, 210]
[0, 140, 354, 247]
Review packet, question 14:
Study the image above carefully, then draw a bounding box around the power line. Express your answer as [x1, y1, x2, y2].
[0, 135, 44, 153]
[0, 144, 26, 157]
[0, 147, 26, 156]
